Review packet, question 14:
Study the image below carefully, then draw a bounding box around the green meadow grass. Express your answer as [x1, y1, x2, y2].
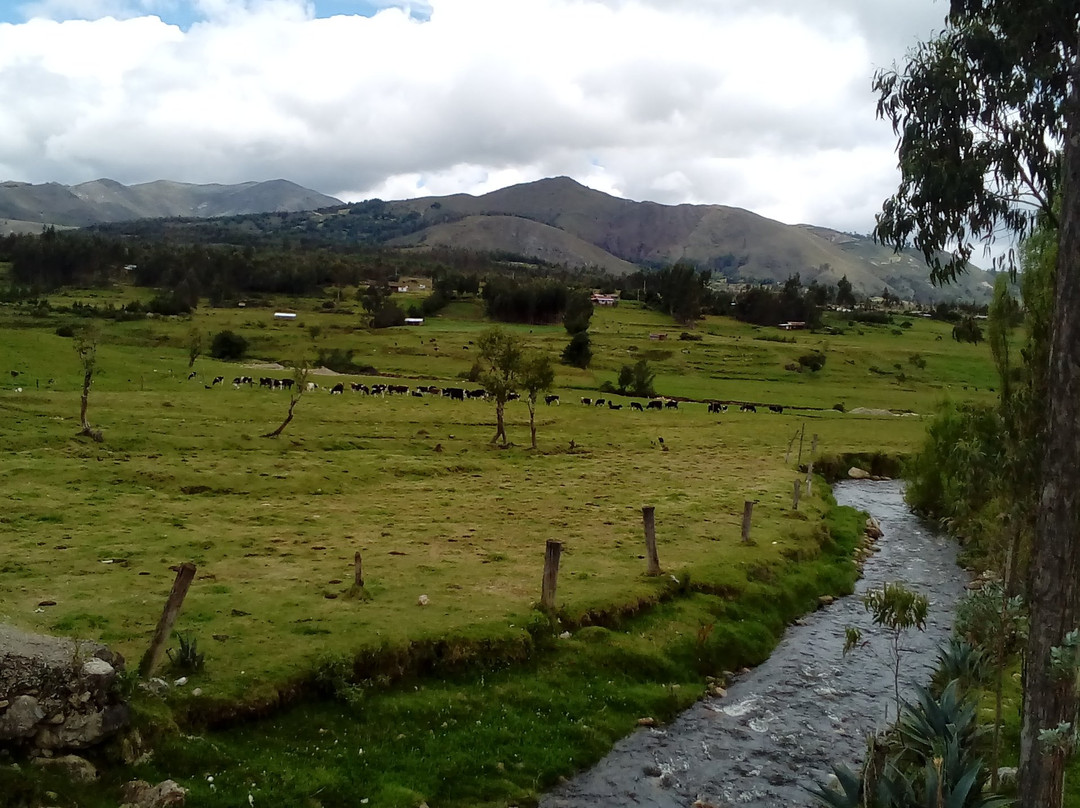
[0, 286, 998, 806]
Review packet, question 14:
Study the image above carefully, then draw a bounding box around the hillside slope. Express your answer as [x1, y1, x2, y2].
[0, 178, 341, 225]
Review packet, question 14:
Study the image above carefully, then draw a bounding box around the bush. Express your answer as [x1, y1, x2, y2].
[679, 331, 703, 341]
[909, 353, 927, 369]
[55, 324, 75, 338]
[371, 301, 405, 329]
[562, 331, 592, 369]
[832, 402, 845, 412]
[797, 352, 826, 372]
[210, 329, 248, 360]
[891, 328, 904, 336]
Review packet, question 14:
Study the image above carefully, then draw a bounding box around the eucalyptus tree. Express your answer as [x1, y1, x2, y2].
[872, 3, 1080, 804]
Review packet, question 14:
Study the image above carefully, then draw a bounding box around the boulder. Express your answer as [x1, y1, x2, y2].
[120, 779, 188, 808]
[31, 753, 98, 783]
[848, 467, 871, 479]
[0, 624, 128, 752]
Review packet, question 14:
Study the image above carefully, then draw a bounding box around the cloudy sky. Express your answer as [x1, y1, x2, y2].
[0, 0, 950, 234]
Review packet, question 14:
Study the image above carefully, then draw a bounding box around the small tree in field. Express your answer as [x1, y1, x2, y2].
[844, 581, 930, 721]
[73, 325, 103, 442]
[187, 326, 202, 369]
[520, 352, 555, 450]
[262, 364, 311, 438]
[477, 327, 523, 447]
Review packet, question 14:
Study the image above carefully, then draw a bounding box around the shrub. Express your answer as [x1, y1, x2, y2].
[167, 632, 205, 673]
[797, 352, 826, 372]
[832, 402, 845, 412]
[210, 329, 247, 360]
[679, 331, 703, 341]
[371, 301, 405, 329]
[909, 353, 927, 369]
[891, 328, 904, 336]
[562, 331, 592, 368]
[55, 324, 75, 338]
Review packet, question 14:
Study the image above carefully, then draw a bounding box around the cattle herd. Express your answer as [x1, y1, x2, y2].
[189, 372, 791, 414]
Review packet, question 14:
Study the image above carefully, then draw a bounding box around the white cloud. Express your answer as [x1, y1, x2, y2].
[0, 0, 946, 233]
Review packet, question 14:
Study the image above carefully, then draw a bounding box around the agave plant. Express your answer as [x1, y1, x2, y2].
[896, 680, 981, 764]
[808, 763, 864, 808]
[933, 639, 990, 692]
[920, 739, 1011, 808]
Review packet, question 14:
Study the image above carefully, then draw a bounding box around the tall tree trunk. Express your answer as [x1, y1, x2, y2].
[79, 367, 92, 432]
[263, 394, 301, 438]
[1018, 39, 1080, 808]
[491, 400, 507, 446]
[529, 403, 537, 450]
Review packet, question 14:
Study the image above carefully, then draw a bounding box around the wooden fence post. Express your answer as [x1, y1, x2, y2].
[642, 506, 661, 575]
[139, 562, 197, 677]
[353, 552, 364, 589]
[785, 429, 799, 465]
[792, 479, 801, 510]
[796, 423, 806, 467]
[741, 501, 755, 544]
[805, 433, 818, 495]
[541, 540, 562, 611]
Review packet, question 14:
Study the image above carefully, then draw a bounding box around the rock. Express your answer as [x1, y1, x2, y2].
[31, 753, 97, 783]
[818, 595, 834, 607]
[997, 767, 1018, 786]
[643, 764, 662, 777]
[637, 717, 657, 727]
[848, 467, 871, 479]
[120, 779, 188, 808]
[711, 686, 727, 698]
[417, 594, 430, 607]
[0, 624, 128, 751]
[0, 695, 45, 739]
[173, 677, 188, 687]
[558, 631, 572, 639]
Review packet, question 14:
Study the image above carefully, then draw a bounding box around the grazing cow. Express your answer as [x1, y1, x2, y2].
[259, 377, 274, 388]
[594, 398, 606, 407]
[545, 395, 560, 406]
[630, 401, 644, 411]
[508, 392, 520, 401]
[350, 382, 366, 393]
[330, 383, 345, 395]
[768, 404, 783, 414]
[608, 402, 622, 410]
[581, 397, 592, 406]
[664, 400, 679, 410]
[740, 403, 757, 413]
[281, 378, 294, 390]
[188, 371, 197, 381]
[444, 387, 465, 401]
[708, 401, 728, 414]
[306, 382, 319, 391]
[646, 399, 664, 410]
[212, 376, 224, 386]
[411, 390, 424, 397]
[468, 388, 487, 399]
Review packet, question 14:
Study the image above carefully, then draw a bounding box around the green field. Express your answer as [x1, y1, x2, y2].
[0, 287, 998, 806]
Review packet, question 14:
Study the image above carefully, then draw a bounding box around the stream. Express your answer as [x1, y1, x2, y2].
[540, 479, 969, 808]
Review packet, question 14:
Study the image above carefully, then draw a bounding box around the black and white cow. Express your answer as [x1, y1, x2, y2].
[545, 395, 560, 406]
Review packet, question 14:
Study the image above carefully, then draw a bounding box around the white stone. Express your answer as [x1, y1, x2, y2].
[81, 658, 114, 678]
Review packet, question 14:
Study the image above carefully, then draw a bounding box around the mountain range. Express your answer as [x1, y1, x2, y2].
[0, 176, 996, 303]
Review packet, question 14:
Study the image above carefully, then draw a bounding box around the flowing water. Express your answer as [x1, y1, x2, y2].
[540, 479, 969, 808]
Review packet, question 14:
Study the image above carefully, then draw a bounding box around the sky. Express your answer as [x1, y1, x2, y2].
[0, 0, 952, 236]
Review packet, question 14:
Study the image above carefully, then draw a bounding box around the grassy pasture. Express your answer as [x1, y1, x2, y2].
[0, 285, 1000, 805]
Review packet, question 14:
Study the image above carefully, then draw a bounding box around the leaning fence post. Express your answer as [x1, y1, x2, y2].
[785, 429, 799, 465]
[541, 540, 562, 611]
[353, 552, 364, 589]
[741, 501, 756, 544]
[792, 479, 801, 510]
[642, 506, 661, 575]
[140, 562, 197, 677]
[796, 423, 806, 466]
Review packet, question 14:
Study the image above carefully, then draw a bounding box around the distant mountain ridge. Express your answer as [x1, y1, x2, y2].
[384, 177, 995, 302]
[1, 175, 995, 303]
[0, 178, 342, 227]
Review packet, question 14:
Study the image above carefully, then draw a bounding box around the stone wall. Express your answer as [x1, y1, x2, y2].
[0, 624, 129, 751]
